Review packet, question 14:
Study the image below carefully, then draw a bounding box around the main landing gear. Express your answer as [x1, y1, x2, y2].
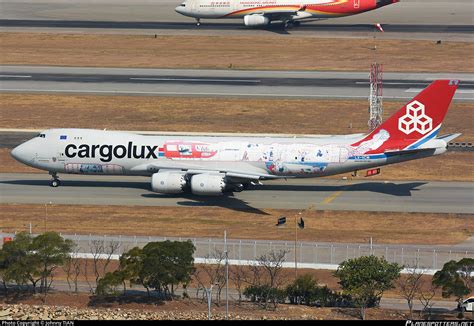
[49, 172, 61, 187]
[283, 20, 301, 29]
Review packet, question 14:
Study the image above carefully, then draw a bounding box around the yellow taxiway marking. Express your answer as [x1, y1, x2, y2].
[321, 183, 353, 204]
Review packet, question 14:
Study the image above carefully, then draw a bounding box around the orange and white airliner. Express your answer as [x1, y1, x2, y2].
[175, 0, 399, 27]
[11, 81, 460, 196]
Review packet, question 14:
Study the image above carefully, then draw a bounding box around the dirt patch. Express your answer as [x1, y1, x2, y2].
[1, 33, 473, 72]
[1, 204, 472, 245]
[0, 295, 411, 320]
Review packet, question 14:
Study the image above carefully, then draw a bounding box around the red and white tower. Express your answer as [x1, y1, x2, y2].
[368, 63, 384, 131]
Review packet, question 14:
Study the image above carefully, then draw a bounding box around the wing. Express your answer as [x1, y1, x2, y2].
[243, 5, 312, 22]
[131, 160, 286, 182]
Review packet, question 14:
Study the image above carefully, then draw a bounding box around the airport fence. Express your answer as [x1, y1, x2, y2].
[2, 232, 472, 272]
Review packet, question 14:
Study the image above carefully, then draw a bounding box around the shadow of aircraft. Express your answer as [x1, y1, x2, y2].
[2, 178, 427, 198]
[250, 181, 427, 197]
[142, 193, 270, 215]
[0, 179, 150, 190]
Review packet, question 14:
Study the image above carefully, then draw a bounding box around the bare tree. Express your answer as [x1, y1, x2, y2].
[89, 239, 121, 292]
[257, 249, 289, 310]
[229, 264, 250, 305]
[398, 265, 426, 320]
[258, 249, 288, 289]
[419, 283, 436, 320]
[83, 258, 94, 294]
[192, 268, 207, 303]
[63, 244, 82, 292]
[199, 249, 226, 306]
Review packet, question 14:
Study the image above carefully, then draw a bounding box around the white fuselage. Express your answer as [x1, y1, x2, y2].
[12, 128, 446, 179]
[174, 0, 396, 22]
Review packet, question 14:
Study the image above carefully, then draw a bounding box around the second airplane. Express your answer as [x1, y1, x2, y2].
[175, 0, 399, 27]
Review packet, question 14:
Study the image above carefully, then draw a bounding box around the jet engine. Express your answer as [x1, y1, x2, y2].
[243, 14, 270, 27]
[151, 171, 187, 194]
[190, 173, 227, 196]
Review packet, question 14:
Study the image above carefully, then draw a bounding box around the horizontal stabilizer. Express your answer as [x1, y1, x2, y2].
[437, 133, 462, 143]
[384, 148, 434, 157]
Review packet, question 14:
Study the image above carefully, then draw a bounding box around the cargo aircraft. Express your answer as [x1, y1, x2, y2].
[11, 80, 460, 196]
[175, 0, 399, 27]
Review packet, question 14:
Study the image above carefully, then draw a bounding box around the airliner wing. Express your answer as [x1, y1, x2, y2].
[130, 161, 284, 180]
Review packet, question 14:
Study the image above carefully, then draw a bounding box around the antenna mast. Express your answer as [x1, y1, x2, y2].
[368, 62, 384, 131]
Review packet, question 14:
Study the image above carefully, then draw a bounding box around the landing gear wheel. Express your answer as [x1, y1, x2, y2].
[196, 18, 201, 26]
[50, 179, 60, 187]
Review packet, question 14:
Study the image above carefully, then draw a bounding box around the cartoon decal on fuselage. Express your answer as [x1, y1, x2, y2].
[159, 135, 389, 176]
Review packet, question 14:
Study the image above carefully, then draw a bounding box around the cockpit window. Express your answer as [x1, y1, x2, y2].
[180, 3, 186, 6]
[37, 133, 46, 138]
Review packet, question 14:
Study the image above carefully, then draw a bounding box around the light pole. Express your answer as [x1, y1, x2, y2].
[44, 201, 52, 233]
[224, 230, 229, 320]
[294, 211, 302, 279]
[204, 284, 216, 320]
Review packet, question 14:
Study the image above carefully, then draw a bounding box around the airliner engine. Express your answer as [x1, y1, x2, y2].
[243, 14, 270, 27]
[151, 171, 187, 194]
[190, 173, 227, 196]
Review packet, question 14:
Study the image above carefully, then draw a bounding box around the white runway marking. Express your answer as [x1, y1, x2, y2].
[130, 77, 261, 83]
[0, 88, 409, 99]
[0, 75, 31, 78]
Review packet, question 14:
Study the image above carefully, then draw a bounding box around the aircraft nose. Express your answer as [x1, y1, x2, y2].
[175, 5, 185, 14]
[11, 143, 31, 164]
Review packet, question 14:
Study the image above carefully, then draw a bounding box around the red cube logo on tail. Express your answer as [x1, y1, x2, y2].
[398, 100, 433, 135]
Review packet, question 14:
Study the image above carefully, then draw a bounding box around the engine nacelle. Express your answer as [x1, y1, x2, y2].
[151, 171, 187, 194]
[243, 14, 270, 27]
[190, 173, 227, 196]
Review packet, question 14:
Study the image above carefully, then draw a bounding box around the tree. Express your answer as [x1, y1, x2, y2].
[397, 266, 426, 320]
[89, 239, 121, 292]
[419, 283, 436, 320]
[0, 232, 41, 292]
[286, 274, 319, 305]
[118, 246, 144, 293]
[96, 270, 127, 297]
[334, 255, 402, 320]
[0, 232, 73, 294]
[432, 258, 474, 318]
[199, 249, 227, 306]
[244, 249, 288, 310]
[140, 240, 195, 300]
[229, 264, 250, 305]
[62, 245, 83, 293]
[31, 232, 74, 294]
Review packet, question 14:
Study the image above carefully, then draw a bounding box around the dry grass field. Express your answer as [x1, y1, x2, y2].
[2, 94, 471, 140]
[1, 204, 472, 245]
[1, 33, 473, 72]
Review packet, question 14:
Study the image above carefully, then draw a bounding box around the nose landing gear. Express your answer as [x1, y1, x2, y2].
[196, 18, 201, 26]
[49, 172, 61, 187]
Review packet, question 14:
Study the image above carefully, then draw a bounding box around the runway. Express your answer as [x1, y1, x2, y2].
[1, 173, 473, 214]
[1, 66, 473, 100]
[1, 0, 473, 40]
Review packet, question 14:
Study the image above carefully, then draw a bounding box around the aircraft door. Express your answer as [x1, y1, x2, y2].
[190, 0, 199, 13]
[354, 0, 360, 8]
